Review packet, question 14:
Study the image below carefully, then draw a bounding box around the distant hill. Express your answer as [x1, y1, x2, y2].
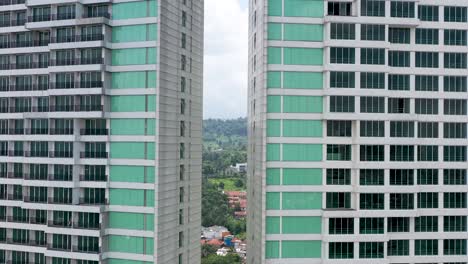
[203, 118, 247, 150]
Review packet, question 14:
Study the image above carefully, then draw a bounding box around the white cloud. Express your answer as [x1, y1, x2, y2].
[204, 0, 248, 119]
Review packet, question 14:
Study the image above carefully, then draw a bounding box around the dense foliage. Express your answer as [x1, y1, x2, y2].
[201, 254, 241, 264]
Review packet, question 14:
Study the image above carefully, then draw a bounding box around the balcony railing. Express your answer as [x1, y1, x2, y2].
[48, 220, 72, 228]
[23, 196, 47, 203]
[49, 105, 103, 112]
[50, 81, 103, 89]
[7, 194, 23, 201]
[51, 34, 104, 43]
[24, 151, 49, 158]
[50, 128, 74, 135]
[47, 197, 72, 205]
[9, 128, 24, 135]
[80, 128, 108, 136]
[48, 151, 73, 158]
[28, 14, 51, 22]
[24, 174, 47, 181]
[79, 174, 107, 181]
[7, 172, 22, 178]
[8, 150, 24, 157]
[0, 0, 26, 6]
[47, 174, 72, 181]
[72, 246, 101, 254]
[50, 57, 103, 66]
[83, 12, 110, 19]
[25, 128, 49, 135]
[47, 244, 72, 252]
[80, 152, 108, 159]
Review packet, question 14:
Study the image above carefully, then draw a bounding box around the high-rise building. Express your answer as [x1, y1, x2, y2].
[0, 0, 203, 263]
[248, 0, 467, 263]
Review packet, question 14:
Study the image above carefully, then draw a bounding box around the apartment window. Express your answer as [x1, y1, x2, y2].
[327, 120, 352, 137]
[330, 72, 355, 88]
[415, 240, 438, 255]
[444, 76, 467, 92]
[181, 11, 187, 27]
[57, 5, 75, 20]
[181, 33, 186, 49]
[417, 192, 439, 208]
[388, 98, 410, 114]
[360, 145, 384, 161]
[419, 5, 439, 21]
[329, 218, 354, 235]
[360, 72, 384, 89]
[327, 145, 351, 161]
[330, 96, 355, 113]
[329, 242, 354, 259]
[388, 240, 410, 256]
[180, 143, 185, 159]
[179, 165, 185, 181]
[388, 74, 409, 90]
[388, 51, 410, 67]
[416, 28, 439, 45]
[181, 99, 186, 114]
[391, 1, 415, 18]
[361, 0, 385, 17]
[390, 193, 414, 210]
[360, 96, 384, 113]
[331, 23, 355, 40]
[360, 193, 384, 210]
[330, 47, 355, 64]
[390, 169, 414, 185]
[359, 242, 384, 259]
[444, 123, 467, 138]
[415, 216, 438, 232]
[181, 55, 186, 70]
[415, 75, 439, 91]
[360, 169, 384, 185]
[444, 146, 466, 162]
[444, 239, 467, 255]
[444, 169, 467, 185]
[327, 2, 352, 16]
[444, 29, 467, 46]
[360, 218, 384, 234]
[415, 99, 438, 115]
[56, 27, 75, 43]
[388, 28, 410, 44]
[418, 122, 439, 138]
[327, 169, 351, 185]
[416, 52, 439, 68]
[418, 145, 439, 162]
[417, 169, 439, 185]
[390, 145, 414, 161]
[444, 53, 467, 69]
[361, 24, 385, 41]
[444, 99, 467, 115]
[326, 192, 351, 209]
[178, 231, 184, 248]
[444, 6, 467, 22]
[444, 193, 467, 208]
[361, 48, 385, 65]
[444, 216, 467, 232]
[360, 121, 384, 137]
[390, 121, 414, 137]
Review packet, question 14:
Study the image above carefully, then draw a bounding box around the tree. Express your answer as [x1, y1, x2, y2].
[234, 179, 244, 188]
[201, 244, 218, 258]
[218, 182, 225, 190]
[201, 254, 241, 264]
[202, 181, 230, 227]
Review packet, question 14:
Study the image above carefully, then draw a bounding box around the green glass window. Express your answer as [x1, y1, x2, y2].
[359, 242, 384, 259]
[326, 192, 351, 209]
[388, 51, 410, 67]
[416, 28, 439, 45]
[360, 169, 384, 185]
[361, 72, 385, 89]
[415, 216, 438, 232]
[330, 47, 355, 64]
[388, 217, 410, 232]
[361, 48, 385, 65]
[329, 242, 353, 259]
[390, 193, 414, 210]
[359, 218, 384, 234]
[444, 6, 467, 22]
[361, 24, 385, 41]
[329, 218, 354, 235]
[330, 72, 355, 88]
[419, 5, 439, 21]
[360, 193, 384, 210]
[444, 29, 467, 46]
[389, 28, 410, 43]
[361, 0, 385, 17]
[388, 240, 409, 256]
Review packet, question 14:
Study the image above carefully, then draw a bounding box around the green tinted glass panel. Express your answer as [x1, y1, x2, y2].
[283, 120, 322, 137]
[111, 71, 156, 89]
[282, 192, 322, 209]
[267, 71, 281, 88]
[267, 144, 280, 161]
[268, 47, 282, 64]
[283, 96, 323, 113]
[284, 0, 324, 17]
[282, 240, 322, 258]
[283, 144, 323, 161]
[109, 212, 154, 231]
[284, 48, 323, 65]
[111, 96, 146, 112]
[148, 24, 158, 41]
[284, 72, 323, 89]
[266, 192, 280, 210]
[266, 216, 280, 234]
[112, 48, 154, 65]
[111, 119, 156, 135]
[108, 260, 152, 264]
[109, 235, 153, 254]
[111, 142, 155, 159]
[283, 168, 322, 185]
[113, 25, 156, 43]
[282, 217, 321, 234]
[112, 0, 157, 20]
[267, 95, 281, 113]
[109, 189, 145, 206]
[266, 168, 281, 185]
[268, 23, 282, 40]
[284, 24, 323, 41]
[268, 0, 282, 16]
[267, 119, 281, 137]
[266, 241, 280, 259]
[110, 166, 155, 183]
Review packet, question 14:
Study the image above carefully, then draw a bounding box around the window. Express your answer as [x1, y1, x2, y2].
[444, 76, 467, 92]
[418, 145, 439, 161]
[444, 169, 467, 185]
[444, 239, 467, 255]
[419, 5, 439, 21]
[360, 121, 385, 137]
[327, 145, 351, 161]
[360, 193, 384, 210]
[331, 23, 355, 40]
[330, 47, 355, 64]
[418, 122, 439, 138]
[388, 28, 410, 44]
[388, 217, 410, 232]
[388, 74, 410, 90]
[390, 145, 414, 161]
[444, 29, 467, 46]
[361, 24, 385, 41]
[360, 96, 385, 113]
[359, 242, 384, 259]
[444, 53, 467, 69]
[444, 123, 467, 138]
[417, 192, 439, 208]
[416, 29, 439, 45]
[390, 169, 414, 185]
[330, 96, 354, 113]
[360, 145, 384, 161]
[390, 121, 414, 137]
[390, 193, 414, 210]
[444, 216, 467, 232]
[330, 72, 355, 88]
[417, 169, 438, 185]
[444, 146, 467, 162]
[361, 0, 385, 17]
[415, 99, 438, 115]
[359, 218, 384, 234]
[329, 218, 354, 235]
[328, 2, 352, 16]
[444, 99, 467, 115]
[444, 6, 467, 22]
[391, 1, 415, 17]
[360, 72, 384, 89]
[416, 52, 439, 68]
[415, 75, 439, 91]
[388, 51, 410, 67]
[388, 240, 409, 256]
[327, 120, 352, 137]
[416, 216, 438, 232]
[326, 192, 351, 209]
[329, 242, 353, 259]
[415, 240, 438, 255]
[359, 170, 384, 187]
[388, 98, 410, 114]
[326, 169, 351, 185]
[444, 192, 467, 208]
[361, 48, 385, 65]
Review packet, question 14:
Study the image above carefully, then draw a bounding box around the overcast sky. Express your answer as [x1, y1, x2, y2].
[204, 0, 248, 119]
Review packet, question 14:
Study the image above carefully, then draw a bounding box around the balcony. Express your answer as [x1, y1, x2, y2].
[9, 128, 24, 135]
[56, 12, 76, 20]
[79, 174, 107, 182]
[50, 57, 103, 66]
[8, 150, 24, 157]
[25, 128, 49, 135]
[30, 217, 46, 225]
[48, 220, 72, 228]
[80, 128, 108, 136]
[80, 151, 108, 159]
[48, 151, 73, 158]
[7, 194, 23, 201]
[49, 128, 74, 135]
[6, 216, 28, 223]
[6, 84, 48, 92]
[47, 244, 71, 252]
[6, 238, 44, 246]
[83, 12, 110, 19]
[0, 0, 26, 5]
[28, 14, 51, 23]
[50, 81, 103, 89]
[47, 197, 72, 205]
[23, 196, 47, 203]
[9, 106, 32, 113]
[51, 34, 104, 43]
[72, 246, 100, 254]
[24, 174, 47, 181]
[7, 172, 23, 179]
[73, 221, 101, 230]
[47, 174, 72, 181]
[49, 105, 103, 112]
[24, 151, 49, 158]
